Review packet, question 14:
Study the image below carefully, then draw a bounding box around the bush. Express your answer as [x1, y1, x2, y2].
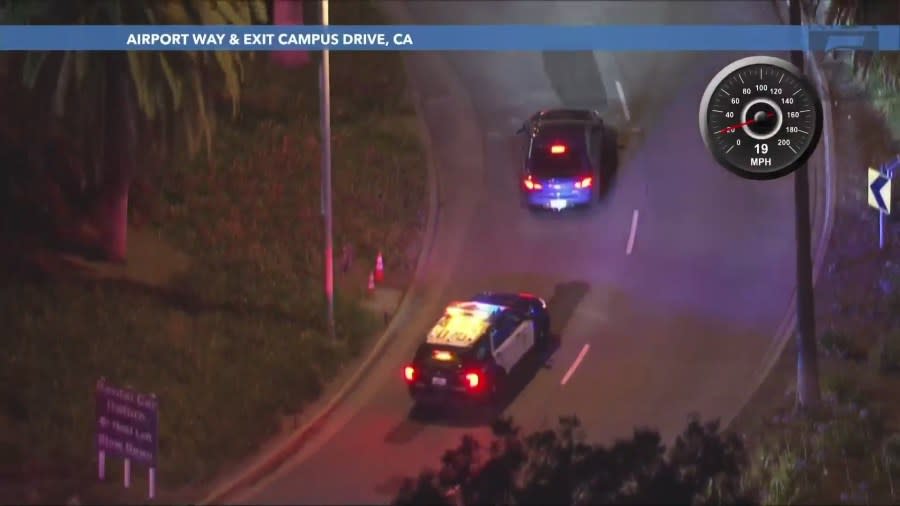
[751, 439, 806, 506]
[392, 416, 757, 506]
[876, 329, 900, 374]
[883, 433, 900, 472]
[820, 371, 866, 406]
[819, 418, 873, 459]
[820, 329, 866, 361]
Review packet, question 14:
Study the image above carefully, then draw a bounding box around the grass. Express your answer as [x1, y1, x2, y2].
[747, 384, 889, 505]
[0, 0, 425, 498]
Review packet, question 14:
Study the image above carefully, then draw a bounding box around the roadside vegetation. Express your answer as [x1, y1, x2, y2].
[0, 0, 425, 502]
[393, 416, 757, 505]
[822, 0, 900, 140]
[733, 1, 900, 504]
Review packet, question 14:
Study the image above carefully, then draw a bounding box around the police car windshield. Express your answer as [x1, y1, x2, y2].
[529, 126, 589, 178]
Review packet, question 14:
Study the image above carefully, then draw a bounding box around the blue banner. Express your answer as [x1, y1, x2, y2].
[0, 25, 896, 51]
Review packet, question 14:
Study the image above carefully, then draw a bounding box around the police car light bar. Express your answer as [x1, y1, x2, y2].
[446, 301, 506, 320]
[427, 301, 506, 347]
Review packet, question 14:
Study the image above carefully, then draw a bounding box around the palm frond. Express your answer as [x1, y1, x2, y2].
[53, 51, 73, 116]
[126, 51, 152, 118]
[191, 73, 213, 157]
[158, 1, 193, 25]
[195, 0, 228, 25]
[157, 53, 184, 109]
[0, 0, 54, 23]
[214, 0, 252, 25]
[73, 51, 88, 82]
[213, 52, 242, 117]
[21, 52, 49, 89]
[248, 0, 269, 24]
[13, 0, 258, 167]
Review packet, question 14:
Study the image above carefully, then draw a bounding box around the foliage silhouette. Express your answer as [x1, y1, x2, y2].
[393, 415, 758, 505]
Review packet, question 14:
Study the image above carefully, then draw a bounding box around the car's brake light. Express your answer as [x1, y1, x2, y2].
[550, 144, 566, 154]
[575, 176, 593, 189]
[404, 365, 416, 382]
[464, 371, 481, 389]
[524, 175, 542, 191]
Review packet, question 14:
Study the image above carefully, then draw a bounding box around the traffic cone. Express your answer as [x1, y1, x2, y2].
[374, 251, 385, 283]
[367, 271, 376, 295]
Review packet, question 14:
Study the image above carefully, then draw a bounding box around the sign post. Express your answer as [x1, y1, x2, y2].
[868, 159, 896, 249]
[95, 378, 159, 500]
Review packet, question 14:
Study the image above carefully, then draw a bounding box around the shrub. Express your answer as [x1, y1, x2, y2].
[877, 329, 900, 374]
[820, 371, 866, 406]
[819, 418, 873, 459]
[748, 433, 816, 506]
[820, 329, 866, 361]
[883, 434, 900, 472]
[393, 416, 756, 506]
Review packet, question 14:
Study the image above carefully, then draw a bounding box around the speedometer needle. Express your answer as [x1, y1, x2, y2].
[715, 111, 775, 134]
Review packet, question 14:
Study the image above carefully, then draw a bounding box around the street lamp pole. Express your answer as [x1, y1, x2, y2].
[320, 0, 335, 338]
[790, 0, 821, 410]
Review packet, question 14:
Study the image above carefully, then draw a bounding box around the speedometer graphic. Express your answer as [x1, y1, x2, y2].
[698, 56, 823, 180]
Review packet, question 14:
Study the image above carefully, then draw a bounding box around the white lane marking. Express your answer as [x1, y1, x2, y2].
[561, 344, 590, 386]
[626, 209, 639, 255]
[615, 80, 631, 123]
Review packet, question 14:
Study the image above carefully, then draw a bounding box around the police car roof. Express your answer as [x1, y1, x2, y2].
[425, 300, 507, 348]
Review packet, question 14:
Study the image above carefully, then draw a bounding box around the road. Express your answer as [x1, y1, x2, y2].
[235, 1, 826, 504]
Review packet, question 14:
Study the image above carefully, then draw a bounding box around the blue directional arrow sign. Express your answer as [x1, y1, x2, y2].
[868, 167, 892, 214]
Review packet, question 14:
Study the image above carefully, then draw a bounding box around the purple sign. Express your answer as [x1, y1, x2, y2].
[95, 378, 159, 467]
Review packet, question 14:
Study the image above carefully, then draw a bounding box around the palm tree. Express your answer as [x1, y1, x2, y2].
[3, 0, 268, 261]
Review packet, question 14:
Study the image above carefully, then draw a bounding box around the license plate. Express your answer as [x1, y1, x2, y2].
[431, 376, 447, 386]
[550, 199, 567, 210]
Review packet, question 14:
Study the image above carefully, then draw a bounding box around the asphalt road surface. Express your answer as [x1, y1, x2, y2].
[236, 1, 825, 504]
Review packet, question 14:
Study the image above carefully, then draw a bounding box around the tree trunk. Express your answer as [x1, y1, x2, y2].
[271, 0, 311, 68]
[94, 58, 138, 263]
[791, 0, 822, 411]
[94, 177, 130, 262]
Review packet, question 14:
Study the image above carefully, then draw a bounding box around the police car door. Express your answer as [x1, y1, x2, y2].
[510, 313, 535, 362]
[492, 313, 533, 372]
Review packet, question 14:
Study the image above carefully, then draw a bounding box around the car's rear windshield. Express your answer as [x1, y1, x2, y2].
[528, 129, 589, 178]
[416, 343, 472, 364]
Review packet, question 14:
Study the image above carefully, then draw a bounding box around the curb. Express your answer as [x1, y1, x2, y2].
[198, 16, 442, 506]
[724, 0, 838, 431]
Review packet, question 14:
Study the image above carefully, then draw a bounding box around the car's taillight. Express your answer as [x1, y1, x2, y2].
[464, 371, 481, 389]
[524, 176, 542, 191]
[404, 365, 416, 382]
[575, 176, 593, 189]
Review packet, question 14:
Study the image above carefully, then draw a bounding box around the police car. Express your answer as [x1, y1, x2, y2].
[403, 292, 551, 408]
[517, 108, 610, 210]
